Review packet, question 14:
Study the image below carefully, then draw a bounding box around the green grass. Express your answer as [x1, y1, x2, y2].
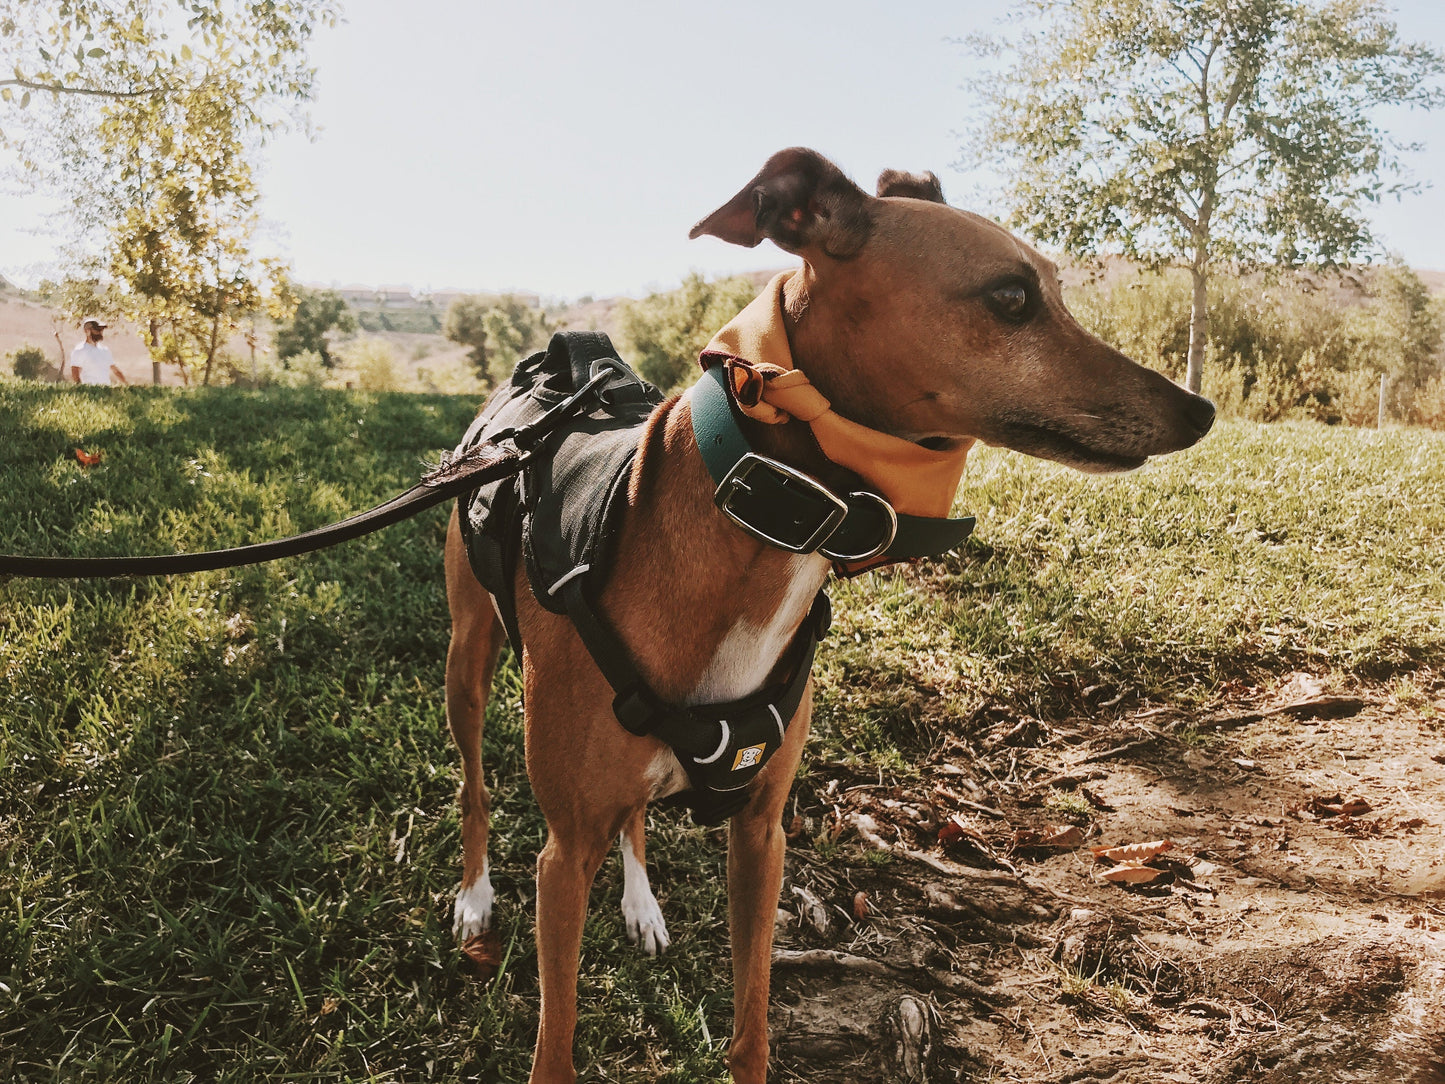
[2, 387, 1443, 1082]
[813, 420, 1445, 762]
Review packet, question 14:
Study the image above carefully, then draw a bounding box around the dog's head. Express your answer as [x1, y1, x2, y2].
[691, 148, 1214, 472]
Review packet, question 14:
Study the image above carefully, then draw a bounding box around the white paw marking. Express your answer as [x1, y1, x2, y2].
[620, 832, 670, 956]
[453, 861, 494, 940]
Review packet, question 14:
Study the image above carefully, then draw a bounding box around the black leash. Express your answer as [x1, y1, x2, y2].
[0, 362, 627, 580]
[0, 443, 520, 579]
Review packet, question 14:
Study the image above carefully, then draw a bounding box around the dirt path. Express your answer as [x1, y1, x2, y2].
[772, 672, 1445, 1082]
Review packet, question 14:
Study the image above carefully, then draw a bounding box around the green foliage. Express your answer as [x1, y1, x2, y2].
[1066, 265, 1445, 424]
[970, 0, 1445, 389]
[974, 0, 1444, 267]
[443, 294, 549, 386]
[0, 1, 340, 109]
[354, 307, 443, 335]
[616, 273, 760, 393]
[35, 276, 105, 322]
[2, 1, 339, 383]
[8, 343, 49, 380]
[274, 288, 357, 366]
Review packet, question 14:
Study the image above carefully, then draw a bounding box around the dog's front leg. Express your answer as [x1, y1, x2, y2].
[725, 688, 812, 1083]
[531, 816, 613, 1084]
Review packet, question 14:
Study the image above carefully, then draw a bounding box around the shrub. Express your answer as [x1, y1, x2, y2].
[1067, 265, 1444, 427]
[615, 273, 760, 393]
[9, 344, 49, 381]
[339, 337, 402, 391]
[271, 348, 330, 389]
[415, 353, 487, 395]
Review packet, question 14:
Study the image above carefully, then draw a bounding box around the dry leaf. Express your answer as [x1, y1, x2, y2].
[74, 448, 103, 467]
[1399, 817, 1427, 830]
[785, 814, 806, 841]
[1308, 795, 1373, 818]
[938, 814, 986, 847]
[1090, 840, 1173, 864]
[461, 929, 504, 984]
[1012, 824, 1085, 849]
[1100, 863, 1166, 884]
[1041, 824, 1085, 847]
[852, 890, 870, 921]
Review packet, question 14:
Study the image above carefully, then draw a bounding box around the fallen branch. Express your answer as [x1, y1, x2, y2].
[771, 948, 1009, 1005]
[1196, 694, 1365, 730]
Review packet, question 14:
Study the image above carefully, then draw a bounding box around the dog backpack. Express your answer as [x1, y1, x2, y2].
[456, 332, 827, 824]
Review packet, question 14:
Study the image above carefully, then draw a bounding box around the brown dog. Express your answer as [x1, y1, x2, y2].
[442, 148, 1214, 1083]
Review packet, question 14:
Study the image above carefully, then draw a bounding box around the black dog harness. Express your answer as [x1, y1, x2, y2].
[457, 331, 970, 824]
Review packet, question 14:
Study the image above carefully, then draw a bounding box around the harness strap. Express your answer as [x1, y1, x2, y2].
[557, 573, 828, 822]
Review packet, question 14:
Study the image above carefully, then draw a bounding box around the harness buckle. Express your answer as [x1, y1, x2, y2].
[714, 453, 849, 555]
[612, 685, 665, 737]
[588, 357, 644, 405]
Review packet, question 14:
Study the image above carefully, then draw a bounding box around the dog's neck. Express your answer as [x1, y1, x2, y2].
[600, 265, 955, 707]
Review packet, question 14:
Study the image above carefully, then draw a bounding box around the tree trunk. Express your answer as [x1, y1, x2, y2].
[1186, 264, 1209, 395]
[203, 313, 221, 386]
[149, 318, 161, 385]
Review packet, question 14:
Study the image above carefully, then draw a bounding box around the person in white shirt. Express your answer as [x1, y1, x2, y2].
[68, 318, 127, 386]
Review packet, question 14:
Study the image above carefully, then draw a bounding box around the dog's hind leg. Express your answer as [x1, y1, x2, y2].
[445, 505, 507, 939]
[618, 807, 669, 956]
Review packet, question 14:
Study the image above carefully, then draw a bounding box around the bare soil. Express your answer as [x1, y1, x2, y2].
[773, 672, 1445, 1082]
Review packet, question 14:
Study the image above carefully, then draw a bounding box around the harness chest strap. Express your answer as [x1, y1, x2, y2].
[555, 572, 830, 825]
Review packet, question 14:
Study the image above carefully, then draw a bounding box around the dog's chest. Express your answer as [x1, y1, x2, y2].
[640, 553, 828, 801]
[687, 553, 830, 705]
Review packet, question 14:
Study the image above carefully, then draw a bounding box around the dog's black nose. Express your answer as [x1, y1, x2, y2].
[1182, 394, 1216, 438]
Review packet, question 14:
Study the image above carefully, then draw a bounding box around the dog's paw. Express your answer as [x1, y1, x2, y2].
[622, 886, 670, 956]
[453, 869, 494, 940]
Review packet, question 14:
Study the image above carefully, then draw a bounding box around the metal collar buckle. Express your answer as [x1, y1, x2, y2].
[714, 453, 848, 554]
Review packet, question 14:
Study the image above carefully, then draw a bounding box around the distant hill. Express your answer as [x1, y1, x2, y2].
[7, 261, 1439, 385]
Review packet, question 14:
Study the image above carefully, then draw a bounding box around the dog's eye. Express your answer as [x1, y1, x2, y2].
[986, 281, 1034, 322]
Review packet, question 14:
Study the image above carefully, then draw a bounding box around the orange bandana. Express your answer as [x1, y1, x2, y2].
[700, 271, 970, 519]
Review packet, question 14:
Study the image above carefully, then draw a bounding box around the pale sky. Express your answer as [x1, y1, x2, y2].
[4, 0, 1445, 300]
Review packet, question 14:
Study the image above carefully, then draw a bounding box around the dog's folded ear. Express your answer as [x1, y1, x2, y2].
[876, 168, 946, 204]
[689, 147, 873, 259]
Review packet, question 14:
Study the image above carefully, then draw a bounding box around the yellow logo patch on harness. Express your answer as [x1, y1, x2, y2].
[731, 743, 767, 771]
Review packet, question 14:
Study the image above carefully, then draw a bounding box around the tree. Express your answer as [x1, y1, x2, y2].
[615, 273, 760, 393]
[2, 0, 339, 383]
[970, 0, 1445, 392]
[274, 288, 355, 367]
[95, 76, 292, 384]
[444, 294, 549, 386]
[8, 344, 48, 380]
[0, 1, 339, 108]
